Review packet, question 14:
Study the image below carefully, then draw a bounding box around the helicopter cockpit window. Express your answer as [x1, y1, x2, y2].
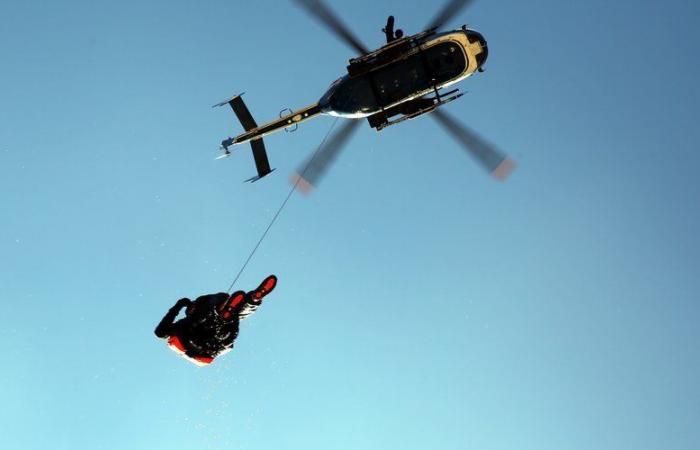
[425, 42, 467, 84]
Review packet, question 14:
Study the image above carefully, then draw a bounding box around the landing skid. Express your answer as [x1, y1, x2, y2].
[371, 89, 464, 131]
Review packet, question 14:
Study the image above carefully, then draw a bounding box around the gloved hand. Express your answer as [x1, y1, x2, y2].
[175, 298, 192, 309]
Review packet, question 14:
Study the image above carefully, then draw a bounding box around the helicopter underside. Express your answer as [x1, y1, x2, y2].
[320, 31, 482, 119]
[223, 30, 485, 148]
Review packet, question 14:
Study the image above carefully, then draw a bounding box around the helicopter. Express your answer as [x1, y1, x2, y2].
[215, 0, 515, 188]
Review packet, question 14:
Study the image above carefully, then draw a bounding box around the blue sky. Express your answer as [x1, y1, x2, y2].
[1, 0, 699, 449]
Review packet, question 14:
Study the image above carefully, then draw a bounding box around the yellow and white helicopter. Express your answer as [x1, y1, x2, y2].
[215, 0, 515, 187]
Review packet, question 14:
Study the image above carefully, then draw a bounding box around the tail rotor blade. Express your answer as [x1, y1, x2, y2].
[432, 108, 516, 180]
[294, 0, 369, 55]
[426, 0, 475, 31]
[291, 119, 361, 194]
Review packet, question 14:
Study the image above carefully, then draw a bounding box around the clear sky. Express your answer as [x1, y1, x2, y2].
[1, 0, 699, 449]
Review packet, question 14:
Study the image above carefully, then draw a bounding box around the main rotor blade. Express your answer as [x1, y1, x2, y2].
[293, 0, 369, 55]
[291, 119, 361, 194]
[432, 108, 516, 180]
[426, 0, 475, 31]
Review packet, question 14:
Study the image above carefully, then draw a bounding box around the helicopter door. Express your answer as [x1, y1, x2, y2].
[373, 54, 429, 107]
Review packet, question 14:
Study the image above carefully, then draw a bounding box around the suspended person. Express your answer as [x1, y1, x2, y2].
[154, 275, 278, 366]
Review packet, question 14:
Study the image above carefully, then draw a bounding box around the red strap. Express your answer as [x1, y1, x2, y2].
[168, 336, 215, 365]
[168, 335, 186, 353]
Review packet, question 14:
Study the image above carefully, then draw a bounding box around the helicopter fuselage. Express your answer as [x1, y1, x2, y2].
[321, 29, 486, 118]
[226, 28, 487, 148]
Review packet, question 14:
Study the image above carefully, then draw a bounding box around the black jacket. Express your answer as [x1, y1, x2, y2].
[155, 293, 241, 358]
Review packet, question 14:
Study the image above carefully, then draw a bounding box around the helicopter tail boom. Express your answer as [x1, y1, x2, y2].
[232, 103, 323, 145]
[216, 95, 323, 181]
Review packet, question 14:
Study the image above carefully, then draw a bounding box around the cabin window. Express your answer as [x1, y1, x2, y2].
[373, 41, 466, 106]
[425, 42, 466, 84]
[374, 57, 428, 105]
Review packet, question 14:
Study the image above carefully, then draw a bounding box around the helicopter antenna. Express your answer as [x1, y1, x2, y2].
[382, 16, 403, 43]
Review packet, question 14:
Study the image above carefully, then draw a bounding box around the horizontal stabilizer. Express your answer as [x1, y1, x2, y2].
[216, 93, 275, 180]
[215, 94, 260, 132]
[250, 138, 273, 179]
